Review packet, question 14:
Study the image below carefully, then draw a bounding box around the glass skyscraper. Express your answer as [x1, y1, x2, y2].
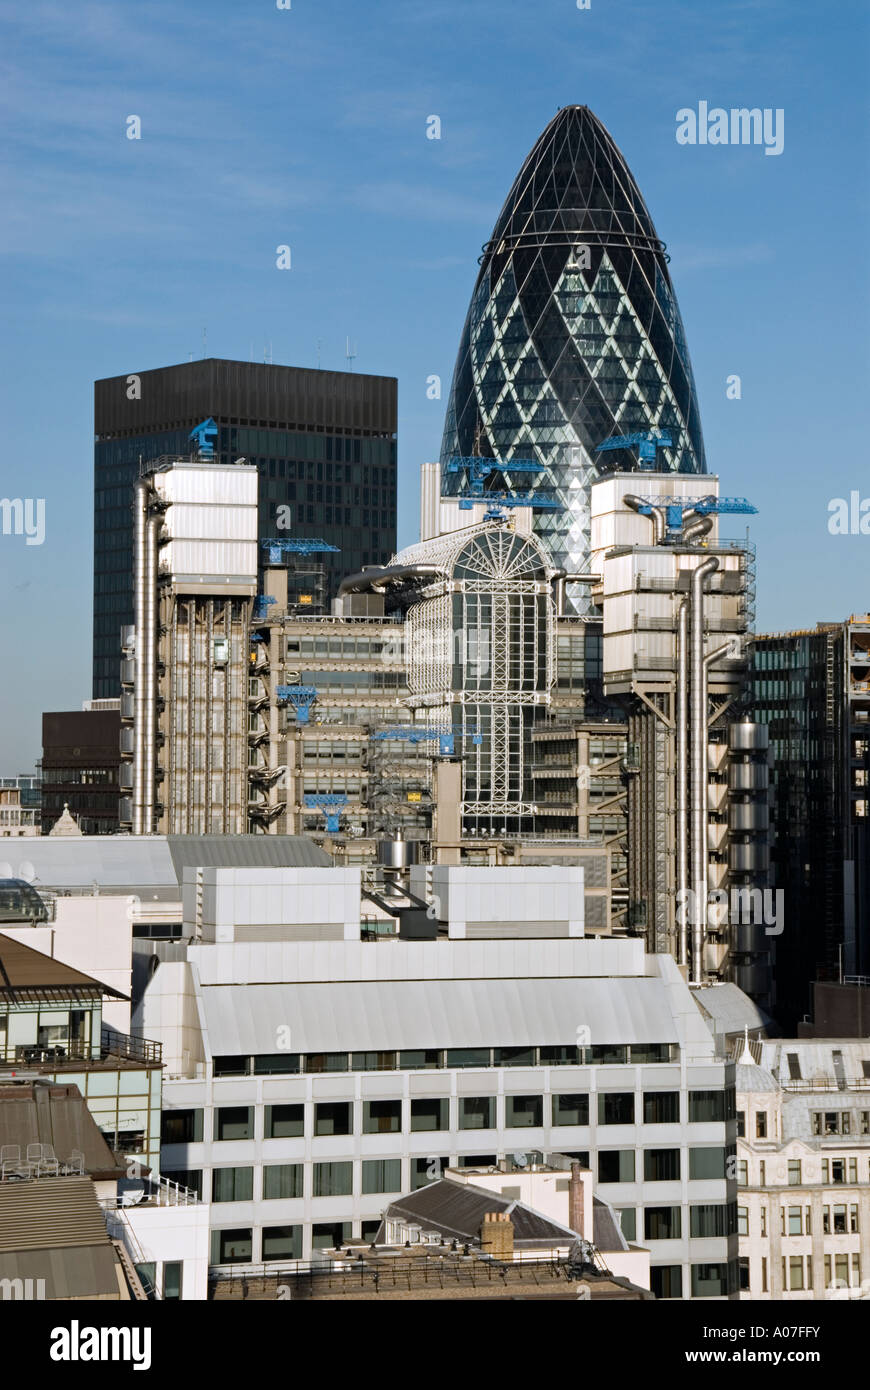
[93, 360, 397, 698]
[440, 105, 706, 603]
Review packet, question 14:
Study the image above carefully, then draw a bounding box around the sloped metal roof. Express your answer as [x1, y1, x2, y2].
[0, 835, 330, 899]
[200, 975, 677, 1054]
[0, 1177, 124, 1299]
[692, 983, 771, 1034]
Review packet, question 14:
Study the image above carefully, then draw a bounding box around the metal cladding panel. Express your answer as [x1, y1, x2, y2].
[200, 976, 678, 1054]
[154, 465, 258, 509]
[161, 503, 257, 543]
[603, 634, 635, 674]
[159, 539, 258, 584]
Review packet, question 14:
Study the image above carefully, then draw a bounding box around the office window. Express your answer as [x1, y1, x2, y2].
[265, 1104, 304, 1139]
[457, 1154, 496, 1168]
[690, 1204, 732, 1238]
[315, 1102, 352, 1136]
[788, 1159, 801, 1185]
[643, 1092, 679, 1124]
[692, 1263, 728, 1297]
[494, 1047, 536, 1067]
[689, 1090, 732, 1123]
[211, 1228, 252, 1264]
[736, 1110, 745, 1137]
[446, 1048, 490, 1069]
[351, 1051, 397, 1072]
[616, 1208, 636, 1241]
[214, 1107, 253, 1142]
[689, 1146, 727, 1180]
[737, 1206, 748, 1236]
[400, 1050, 443, 1069]
[212, 1167, 253, 1203]
[755, 1112, 767, 1139]
[539, 1046, 580, 1066]
[850, 1204, 859, 1233]
[362, 1159, 402, 1194]
[598, 1092, 634, 1125]
[363, 1100, 401, 1134]
[649, 1265, 682, 1299]
[213, 1056, 250, 1077]
[598, 1150, 635, 1183]
[305, 1053, 349, 1073]
[849, 1158, 858, 1182]
[786, 1052, 802, 1080]
[589, 1045, 628, 1064]
[505, 1094, 543, 1128]
[411, 1157, 449, 1190]
[161, 1109, 203, 1144]
[459, 1097, 495, 1130]
[788, 1256, 805, 1291]
[163, 1263, 183, 1300]
[254, 1054, 300, 1075]
[312, 1222, 351, 1251]
[645, 1206, 681, 1240]
[262, 1226, 302, 1261]
[630, 1044, 672, 1064]
[313, 1162, 353, 1197]
[643, 1146, 681, 1183]
[738, 1257, 750, 1292]
[263, 1165, 303, 1200]
[761, 1256, 767, 1292]
[760, 1207, 767, 1237]
[552, 1094, 589, 1126]
[410, 1098, 449, 1132]
[832, 1204, 848, 1234]
[163, 1168, 202, 1200]
[759, 1160, 766, 1186]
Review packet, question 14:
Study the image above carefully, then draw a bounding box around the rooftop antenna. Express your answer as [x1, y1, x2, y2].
[201, 326, 207, 359]
[346, 336, 357, 372]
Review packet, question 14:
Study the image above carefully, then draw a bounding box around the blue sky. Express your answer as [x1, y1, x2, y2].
[0, 0, 868, 770]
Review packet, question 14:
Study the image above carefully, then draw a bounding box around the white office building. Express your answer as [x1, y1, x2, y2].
[136, 864, 740, 1298]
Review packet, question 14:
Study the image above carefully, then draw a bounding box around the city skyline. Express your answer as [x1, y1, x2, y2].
[1, 0, 868, 770]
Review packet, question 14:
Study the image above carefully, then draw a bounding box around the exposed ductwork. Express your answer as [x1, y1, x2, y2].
[551, 569, 599, 617]
[337, 563, 444, 596]
[681, 513, 714, 547]
[690, 557, 719, 983]
[676, 598, 689, 966]
[143, 513, 160, 834]
[623, 494, 666, 545]
[132, 480, 149, 835]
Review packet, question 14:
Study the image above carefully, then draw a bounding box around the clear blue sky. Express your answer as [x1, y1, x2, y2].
[0, 0, 868, 770]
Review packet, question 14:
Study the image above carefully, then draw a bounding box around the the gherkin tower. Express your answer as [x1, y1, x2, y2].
[440, 105, 706, 606]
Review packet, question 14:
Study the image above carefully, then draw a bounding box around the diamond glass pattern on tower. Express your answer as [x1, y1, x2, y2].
[440, 106, 707, 609]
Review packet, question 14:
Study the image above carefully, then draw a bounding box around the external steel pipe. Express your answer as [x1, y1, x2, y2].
[682, 514, 714, 547]
[337, 563, 444, 596]
[676, 597, 689, 966]
[132, 480, 149, 835]
[690, 556, 719, 984]
[143, 512, 160, 834]
[624, 494, 665, 544]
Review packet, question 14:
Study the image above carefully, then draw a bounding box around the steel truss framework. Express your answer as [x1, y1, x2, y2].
[395, 522, 556, 826]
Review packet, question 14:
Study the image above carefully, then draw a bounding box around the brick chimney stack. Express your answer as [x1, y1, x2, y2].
[480, 1211, 514, 1260]
[569, 1162, 586, 1237]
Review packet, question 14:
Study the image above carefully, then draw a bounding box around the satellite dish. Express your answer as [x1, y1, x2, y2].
[17, 860, 35, 884]
[511, 1152, 528, 1169]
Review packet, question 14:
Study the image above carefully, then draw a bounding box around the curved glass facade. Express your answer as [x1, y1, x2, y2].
[440, 105, 706, 608]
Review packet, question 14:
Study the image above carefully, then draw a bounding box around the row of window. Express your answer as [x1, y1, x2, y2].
[164, 1091, 730, 1145]
[650, 1262, 738, 1299]
[737, 1156, 865, 1186]
[209, 1043, 682, 1076]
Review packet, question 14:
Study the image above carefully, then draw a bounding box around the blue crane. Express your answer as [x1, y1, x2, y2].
[277, 685, 318, 724]
[261, 537, 341, 564]
[595, 430, 673, 470]
[303, 793, 348, 833]
[630, 494, 758, 537]
[446, 455, 559, 511]
[253, 594, 277, 621]
[189, 418, 218, 459]
[371, 725, 482, 755]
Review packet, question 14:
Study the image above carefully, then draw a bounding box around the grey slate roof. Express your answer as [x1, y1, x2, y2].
[378, 1178, 580, 1249]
